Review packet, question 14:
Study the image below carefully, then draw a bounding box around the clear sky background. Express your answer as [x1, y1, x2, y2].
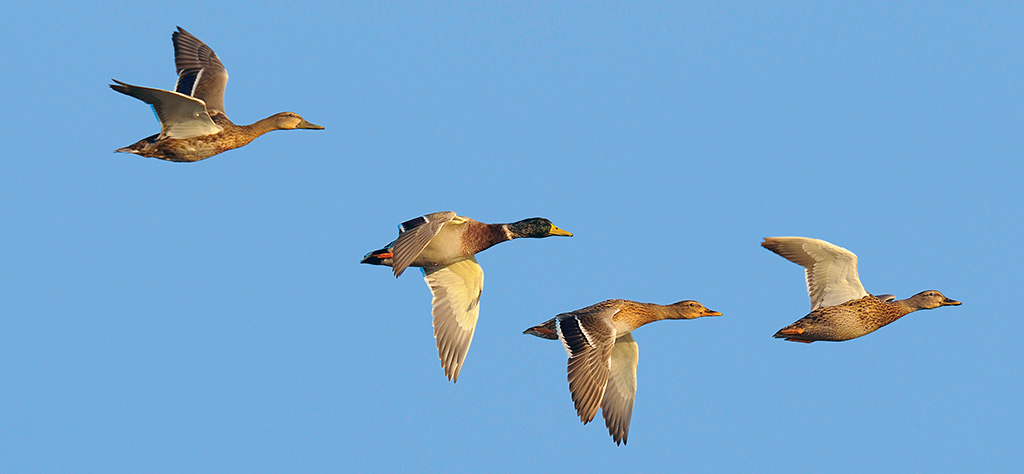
[1, 1, 1021, 473]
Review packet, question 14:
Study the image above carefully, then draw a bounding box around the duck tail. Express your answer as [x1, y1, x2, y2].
[360, 247, 393, 266]
[773, 325, 814, 343]
[523, 318, 559, 340]
[114, 133, 159, 155]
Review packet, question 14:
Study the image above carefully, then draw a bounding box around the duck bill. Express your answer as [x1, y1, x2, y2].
[297, 120, 325, 130]
[548, 225, 573, 237]
[941, 298, 962, 306]
[702, 309, 723, 317]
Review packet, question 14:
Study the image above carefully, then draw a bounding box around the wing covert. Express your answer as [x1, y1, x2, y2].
[390, 211, 457, 277]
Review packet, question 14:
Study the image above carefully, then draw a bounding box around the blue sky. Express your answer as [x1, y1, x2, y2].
[1, 1, 1021, 472]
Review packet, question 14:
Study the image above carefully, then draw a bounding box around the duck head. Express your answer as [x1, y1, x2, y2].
[907, 290, 961, 310]
[667, 300, 722, 319]
[507, 218, 573, 238]
[270, 112, 324, 130]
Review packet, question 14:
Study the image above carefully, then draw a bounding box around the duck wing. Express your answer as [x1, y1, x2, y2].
[762, 236, 869, 310]
[172, 27, 229, 117]
[423, 257, 483, 383]
[110, 80, 222, 139]
[556, 304, 619, 424]
[390, 211, 457, 277]
[602, 333, 638, 445]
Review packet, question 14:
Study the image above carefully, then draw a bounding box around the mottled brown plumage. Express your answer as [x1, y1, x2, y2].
[111, 27, 322, 162]
[524, 299, 721, 445]
[114, 111, 323, 162]
[763, 236, 962, 343]
[775, 291, 961, 342]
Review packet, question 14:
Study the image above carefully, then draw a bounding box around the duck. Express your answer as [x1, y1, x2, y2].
[524, 299, 721, 445]
[361, 211, 573, 382]
[761, 236, 961, 343]
[110, 27, 323, 162]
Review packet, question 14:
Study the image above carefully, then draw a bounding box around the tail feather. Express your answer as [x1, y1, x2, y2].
[114, 133, 158, 155]
[361, 247, 393, 266]
[774, 324, 812, 342]
[523, 318, 559, 340]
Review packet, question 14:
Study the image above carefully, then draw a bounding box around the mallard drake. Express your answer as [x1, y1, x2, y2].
[110, 27, 323, 162]
[524, 299, 721, 445]
[361, 211, 573, 382]
[762, 236, 961, 343]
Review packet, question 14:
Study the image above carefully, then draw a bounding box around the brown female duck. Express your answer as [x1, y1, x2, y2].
[762, 236, 961, 343]
[110, 27, 323, 162]
[361, 211, 573, 382]
[524, 299, 721, 445]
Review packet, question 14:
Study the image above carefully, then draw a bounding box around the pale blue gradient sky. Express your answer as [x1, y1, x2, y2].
[1, 2, 1021, 473]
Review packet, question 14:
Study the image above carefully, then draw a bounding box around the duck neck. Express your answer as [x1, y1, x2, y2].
[882, 298, 920, 323]
[649, 304, 683, 321]
[239, 117, 284, 140]
[461, 223, 513, 255]
[214, 114, 275, 147]
[620, 301, 673, 330]
[498, 224, 518, 241]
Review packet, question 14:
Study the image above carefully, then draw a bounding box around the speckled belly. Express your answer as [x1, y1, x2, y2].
[159, 139, 223, 162]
